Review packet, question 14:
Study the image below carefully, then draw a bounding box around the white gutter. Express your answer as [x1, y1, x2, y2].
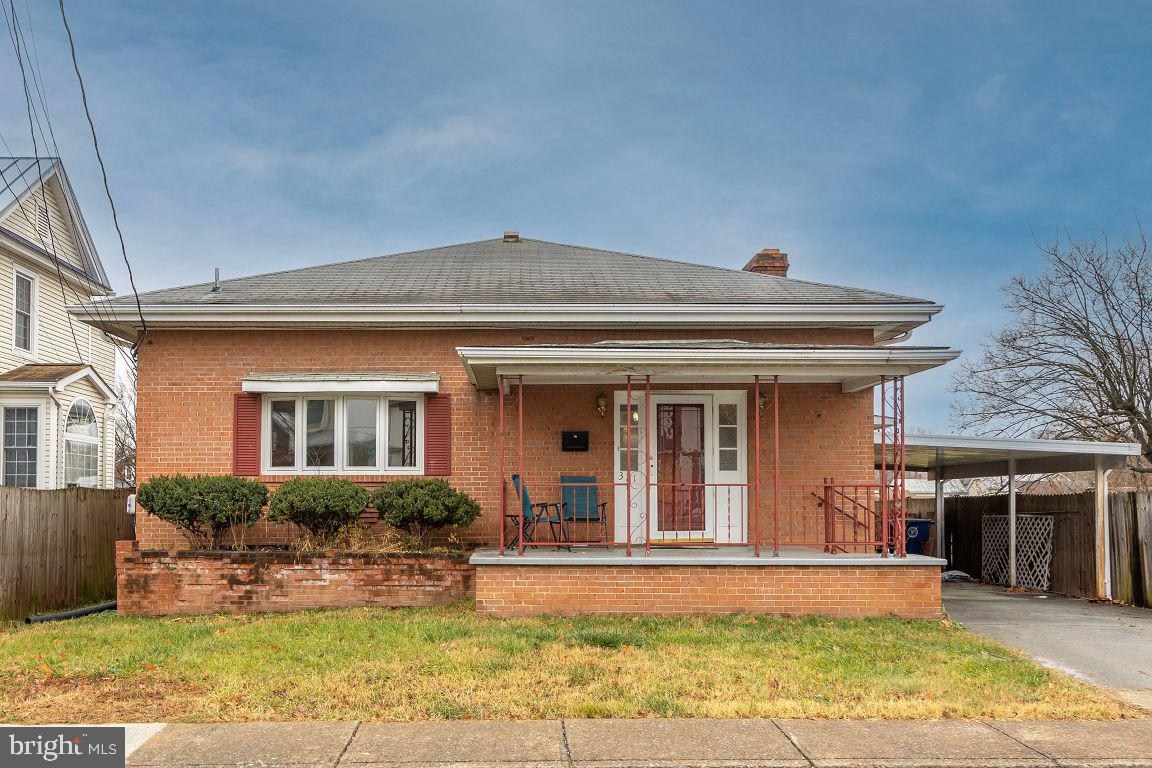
[0, 233, 113, 296]
[904, 433, 1143, 457]
[456, 344, 959, 365]
[456, 345, 960, 389]
[68, 301, 944, 340]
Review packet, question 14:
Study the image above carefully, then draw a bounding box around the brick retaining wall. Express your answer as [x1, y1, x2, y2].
[474, 563, 942, 618]
[116, 541, 475, 616]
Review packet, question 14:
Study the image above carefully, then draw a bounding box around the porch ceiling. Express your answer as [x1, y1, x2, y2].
[457, 341, 960, 392]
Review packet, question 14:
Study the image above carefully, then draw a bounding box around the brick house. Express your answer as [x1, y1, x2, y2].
[78, 233, 959, 617]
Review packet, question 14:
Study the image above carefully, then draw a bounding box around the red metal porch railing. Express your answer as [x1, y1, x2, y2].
[495, 373, 909, 557]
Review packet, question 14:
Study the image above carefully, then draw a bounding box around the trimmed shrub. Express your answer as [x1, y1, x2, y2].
[267, 477, 369, 545]
[371, 478, 481, 545]
[136, 474, 268, 549]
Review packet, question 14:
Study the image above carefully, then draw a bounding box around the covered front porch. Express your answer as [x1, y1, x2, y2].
[459, 341, 958, 557]
[458, 341, 956, 616]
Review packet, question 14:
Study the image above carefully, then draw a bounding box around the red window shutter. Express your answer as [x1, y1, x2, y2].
[424, 393, 452, 476]
[233, 392, 261, 475]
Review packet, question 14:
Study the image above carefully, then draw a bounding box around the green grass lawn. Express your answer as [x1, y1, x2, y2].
[0, 603, 1136, 722]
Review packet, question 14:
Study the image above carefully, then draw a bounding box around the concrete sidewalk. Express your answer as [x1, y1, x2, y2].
[126, 718, 1152, 767]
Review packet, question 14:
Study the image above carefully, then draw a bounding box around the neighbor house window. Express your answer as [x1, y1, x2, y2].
[3, 406, 38, 487]
[13, 271, 34, 353]
[263, 394, 422, 474]
[64, 399, 100, 487]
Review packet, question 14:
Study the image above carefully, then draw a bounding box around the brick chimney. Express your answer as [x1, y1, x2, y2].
[743, 248, 789, 278]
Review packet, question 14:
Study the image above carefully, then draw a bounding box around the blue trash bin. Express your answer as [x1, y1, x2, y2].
[904, 518, 935, 555]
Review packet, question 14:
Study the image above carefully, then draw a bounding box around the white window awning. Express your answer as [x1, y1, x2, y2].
[456, 341, 960, 391]
[241, 372, 439, 394]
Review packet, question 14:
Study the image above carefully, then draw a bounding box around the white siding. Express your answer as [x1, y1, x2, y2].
[0, 245, 117, 383]
[0, 175, 86, 271]
[0, 175, 118, 385]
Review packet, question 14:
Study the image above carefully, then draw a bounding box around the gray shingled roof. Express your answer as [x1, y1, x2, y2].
[105, 237, 932, 307]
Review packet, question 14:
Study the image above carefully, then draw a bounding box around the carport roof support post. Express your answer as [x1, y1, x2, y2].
[1008, 458, 1017, 589]
[1095, 456, 1112, 601]
[935, 478, 945, 565]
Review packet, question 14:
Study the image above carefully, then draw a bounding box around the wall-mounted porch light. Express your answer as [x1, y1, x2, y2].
[596, 392, 608, 417]
[758, 389, 770, 416]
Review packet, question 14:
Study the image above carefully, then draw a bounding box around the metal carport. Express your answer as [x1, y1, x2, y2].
[876, 434, 1142, 599]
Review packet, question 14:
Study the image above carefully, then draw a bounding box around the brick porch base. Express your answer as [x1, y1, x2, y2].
[474, 563, 942, 618]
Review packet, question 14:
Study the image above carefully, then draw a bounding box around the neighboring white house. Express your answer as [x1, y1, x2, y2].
[0, 157, 119, 489]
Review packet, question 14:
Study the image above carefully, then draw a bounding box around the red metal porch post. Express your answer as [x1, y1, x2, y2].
[644, 374, 651, 555]
[498, 375, 506, 556]
[753, 375, 761, 557]
[880, 375, 888, 558]
[625, 375, 633, 557]
[517, 374, 525, 556]
[773, 374, 780, 556]
[898, 375, 907, 557]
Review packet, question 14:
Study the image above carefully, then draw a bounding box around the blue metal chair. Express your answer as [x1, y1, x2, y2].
[505, 474, 564, 548]
[560, 475, 609, 544]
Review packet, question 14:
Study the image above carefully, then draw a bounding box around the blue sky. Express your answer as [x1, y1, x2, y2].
[2, 1, 1150, 431]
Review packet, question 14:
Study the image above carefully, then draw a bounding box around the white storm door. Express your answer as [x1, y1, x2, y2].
[612, 391, 647, 544]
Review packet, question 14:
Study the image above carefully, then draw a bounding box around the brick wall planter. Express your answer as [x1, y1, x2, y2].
[115, 540, 475, 616]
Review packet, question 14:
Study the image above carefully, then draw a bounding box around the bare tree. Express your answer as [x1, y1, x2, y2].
[952, 225, 1152, 471]
[114, 377, 136, 488]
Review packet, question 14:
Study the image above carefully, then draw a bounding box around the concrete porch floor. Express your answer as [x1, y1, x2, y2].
[470, 544, 946, 566]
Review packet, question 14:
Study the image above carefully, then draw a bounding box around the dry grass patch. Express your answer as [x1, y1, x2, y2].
[0, 603, 1138, 723]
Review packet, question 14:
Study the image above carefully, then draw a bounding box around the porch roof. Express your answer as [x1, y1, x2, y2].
[457, 340, 960, 391]
[886, 433, 1142, 480]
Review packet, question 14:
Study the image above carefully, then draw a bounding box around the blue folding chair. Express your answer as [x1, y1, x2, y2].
[505, 474, 564, 548]
[560, 475, 609, 545]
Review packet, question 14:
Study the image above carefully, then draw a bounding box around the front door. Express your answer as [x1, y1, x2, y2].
[655, 403, 707, 538]
[613, 390, 745, 546]
[651, 395, 714, 542]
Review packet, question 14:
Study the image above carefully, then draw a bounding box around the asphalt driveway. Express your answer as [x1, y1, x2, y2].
[944, 582, 1152, 707]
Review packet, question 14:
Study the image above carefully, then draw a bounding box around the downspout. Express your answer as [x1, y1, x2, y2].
[877, 330, 914, 345]
[47, 384, 61, 490]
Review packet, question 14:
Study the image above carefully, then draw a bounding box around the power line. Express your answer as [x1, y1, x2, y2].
[1, 2, 134, 378]
[3, 0, 88, 362]
[5, 3, 83, 362]
[7, 0, 125, 358]
[57, 0, 147, 352]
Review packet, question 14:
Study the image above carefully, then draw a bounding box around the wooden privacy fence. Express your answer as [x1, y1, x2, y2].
[909, 491, 1152, 608]
[0, 487, 134, 620]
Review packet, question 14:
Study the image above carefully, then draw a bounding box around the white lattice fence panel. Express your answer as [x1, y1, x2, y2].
[981, 514, 1054, 590]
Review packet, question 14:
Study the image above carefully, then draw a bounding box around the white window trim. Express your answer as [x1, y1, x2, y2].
[12, 267, 36, 357]
[260, 393, 425, 476]
[2, 401, 43, 489]
[63, 397, 101, 487]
